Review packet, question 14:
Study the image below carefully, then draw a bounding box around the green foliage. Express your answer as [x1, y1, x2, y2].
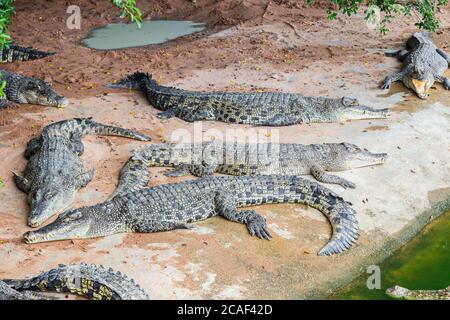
[0, 0, 15, 47]
[307, 0, 448, 33]
[0, 80, 6, 99]
[0, 176, 5, 188]
[110, 0, 143, 28]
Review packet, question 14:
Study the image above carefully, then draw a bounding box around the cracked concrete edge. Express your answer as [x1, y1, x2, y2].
[308, 197, 450, 299]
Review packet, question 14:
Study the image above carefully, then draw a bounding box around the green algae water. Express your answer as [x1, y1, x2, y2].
[332, 211, 450, 300]
[82, 20, 206, 50]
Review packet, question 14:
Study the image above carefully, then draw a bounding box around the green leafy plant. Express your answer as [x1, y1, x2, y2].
[0, 177, 5, 188]
[110, 0, 143, 28]
[0, 0, 15, 47]
[307, 0, 448, 33]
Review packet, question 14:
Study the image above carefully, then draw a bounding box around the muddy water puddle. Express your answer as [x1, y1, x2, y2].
[83, 20, 206, 50]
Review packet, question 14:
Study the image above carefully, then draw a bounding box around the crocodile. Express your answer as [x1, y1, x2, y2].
[13, 117, 151, 227]
[385, 285, 450, 300]
[1, 263, 149, 300]
[0, 281, 53, 300]
[0, 44, 54, 63]
[381, 32, 450, 99]
[108, 72, 389, 126]
[131, 141, 388, 189]
[0, 70, 68, 108]
[24, 166, 359, 256]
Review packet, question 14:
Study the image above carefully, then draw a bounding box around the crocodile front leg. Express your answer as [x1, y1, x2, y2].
[381, 66, 413, 89]
[310, 165, 356, 189]
[436, 48, 450, 64]
[0, 98, 17, 109]
[215, 191, 272, 240]
[12, 172, 30, 193]
[436, 75, 450, 90]
[75, 169, 94, 189]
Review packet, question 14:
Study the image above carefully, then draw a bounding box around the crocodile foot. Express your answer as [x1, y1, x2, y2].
[381, 78, 392, 90]
[246, 214, 271, 240]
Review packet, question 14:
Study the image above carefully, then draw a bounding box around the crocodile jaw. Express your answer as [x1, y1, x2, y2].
[23, 214, 91, 243]
[28, 189, 76, 227]
[340, 105, 391, 121]
[409, 78, 432, 100]
[346, 152, 388, 168]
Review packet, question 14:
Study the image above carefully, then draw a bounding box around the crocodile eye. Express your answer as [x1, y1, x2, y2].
[44, 193, 53, 200]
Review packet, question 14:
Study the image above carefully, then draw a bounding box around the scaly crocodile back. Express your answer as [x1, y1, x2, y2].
[3, 264, 149, 300]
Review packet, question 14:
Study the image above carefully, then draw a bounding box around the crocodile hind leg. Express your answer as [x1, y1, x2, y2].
[24, 137, 42, 159]
[215, 191, 272, 240]
[165, 161, 218, 177]
[156, 107, 179, 120]
[69, 132, 85, 156]
[310, 165, 356, 189]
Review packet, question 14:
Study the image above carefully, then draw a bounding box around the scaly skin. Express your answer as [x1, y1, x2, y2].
[108, 72, 389, 126]
[24, 173, 359, 256]
[13, 117, 151, 227]
[386, 285, 450, 300]
[0, 44, 54, 63]
[382, 32, 449, 99]
[0, 281, 54, 300]
[2, 264, 149, 300]
[132, 141, 388, 189]
[0, 70, 68, 108]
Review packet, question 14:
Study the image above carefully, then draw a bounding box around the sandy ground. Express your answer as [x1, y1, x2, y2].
[0, 0, 449, 299]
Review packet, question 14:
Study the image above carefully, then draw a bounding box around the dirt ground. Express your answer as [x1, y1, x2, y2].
[0, 0, 449, 299]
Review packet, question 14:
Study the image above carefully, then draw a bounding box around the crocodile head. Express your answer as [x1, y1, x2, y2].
[23, 205, 121, 243]
[324, 143, 388, 170]
[18, 78, 69, 107]
[337, 97, 390, 121]
[404, 67, 435, 100]
[385, 286, 411, 300]
[27, 177, 77, 227]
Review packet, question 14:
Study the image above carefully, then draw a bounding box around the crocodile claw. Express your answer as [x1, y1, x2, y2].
[381, 79, 392, 90]
[247, 215, 271, 240]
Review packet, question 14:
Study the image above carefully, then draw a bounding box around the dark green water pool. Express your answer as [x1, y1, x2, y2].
[331, 211, 450, 300]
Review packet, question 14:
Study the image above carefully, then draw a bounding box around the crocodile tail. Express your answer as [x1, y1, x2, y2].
[107, 71, 156, 90]
[45, 118, 151, 141]
[317, 202, 359, 256]
[0, 45, 55, 63]
[78, 118, 151, 141]
[287, 177, 359, 256]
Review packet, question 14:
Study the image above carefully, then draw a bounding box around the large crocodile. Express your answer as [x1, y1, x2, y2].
[108, 72, 389, 126]
[13, 117, 151, 227]
[24, 166, 359, 256]
[385, 285, 449, 300]
[1, 263, 149, 300]
[132, 141, 388, 189]
[0, 44, 54, 63]
[0, 70, 68, 108]
[381, 32, 449, 99]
